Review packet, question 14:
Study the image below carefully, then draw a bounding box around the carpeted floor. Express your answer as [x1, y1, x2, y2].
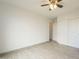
[0, 41, 79, 59]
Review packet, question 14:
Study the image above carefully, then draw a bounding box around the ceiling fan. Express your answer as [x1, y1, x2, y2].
[41, 0, 63, 11]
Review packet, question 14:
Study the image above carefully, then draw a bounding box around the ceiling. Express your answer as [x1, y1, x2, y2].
[1, 0, 79, 19]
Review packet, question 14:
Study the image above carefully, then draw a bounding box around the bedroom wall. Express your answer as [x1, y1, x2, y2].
[53, 10, 79, 48]
[0, 3, 49, 53]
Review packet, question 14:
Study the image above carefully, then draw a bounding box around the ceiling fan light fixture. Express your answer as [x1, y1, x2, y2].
[53, 4, 57, 9]
[50, 4, 54, 10]
[49, 4, 57, 10]
[41, 0, 63, 11]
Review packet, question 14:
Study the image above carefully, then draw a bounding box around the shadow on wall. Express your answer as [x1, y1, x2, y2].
[49, 21, 53, 41]
[49, 17, 57, 41]
[0, 19, 6, 53]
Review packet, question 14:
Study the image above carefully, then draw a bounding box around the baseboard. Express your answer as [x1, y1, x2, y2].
[0, 40, 49, 55]
[54, 40, 79, 49]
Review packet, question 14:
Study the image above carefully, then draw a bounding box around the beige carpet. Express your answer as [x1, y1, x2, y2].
[0, 41, 79, 59]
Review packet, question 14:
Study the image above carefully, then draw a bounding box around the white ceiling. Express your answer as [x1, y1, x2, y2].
[1, 0, 79, 19]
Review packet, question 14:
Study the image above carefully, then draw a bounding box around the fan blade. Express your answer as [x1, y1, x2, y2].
[41, 4, 49, 6]
[57, 0, 62, 2]
[56, 4, 63, 8]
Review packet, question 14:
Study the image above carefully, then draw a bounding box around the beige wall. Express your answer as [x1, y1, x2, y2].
[0, 3, 49, 53]
[53, 11, 79, 48]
